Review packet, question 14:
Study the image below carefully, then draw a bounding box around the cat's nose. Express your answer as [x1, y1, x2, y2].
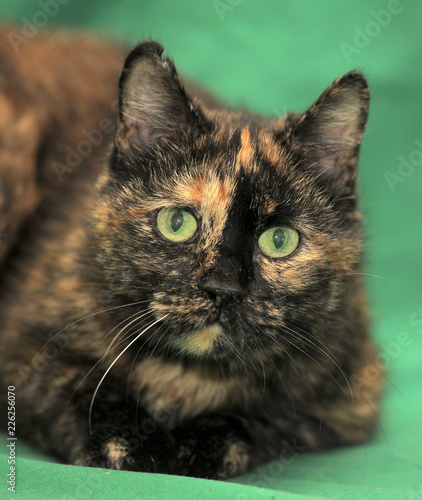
[202, 276, 244, 308]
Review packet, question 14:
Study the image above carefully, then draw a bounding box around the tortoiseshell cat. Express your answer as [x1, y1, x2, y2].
[0, 31, 383, 479]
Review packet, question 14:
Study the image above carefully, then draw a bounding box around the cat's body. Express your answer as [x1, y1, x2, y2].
[0, 30, 383, 479]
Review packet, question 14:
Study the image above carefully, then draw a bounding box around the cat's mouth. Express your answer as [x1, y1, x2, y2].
[150, 293, 252, 361]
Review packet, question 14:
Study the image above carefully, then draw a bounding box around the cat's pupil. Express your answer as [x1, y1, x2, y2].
[273, 228, 285, 249]
[171, 210, 184, 232]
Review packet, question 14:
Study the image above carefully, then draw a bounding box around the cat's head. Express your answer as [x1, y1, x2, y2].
[92, 41, 369, 369]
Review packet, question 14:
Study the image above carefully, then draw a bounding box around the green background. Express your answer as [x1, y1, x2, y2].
[1, 1, 421, 498]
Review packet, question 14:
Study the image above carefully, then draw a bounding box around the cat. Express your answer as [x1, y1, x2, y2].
[0, 30, 384, 480]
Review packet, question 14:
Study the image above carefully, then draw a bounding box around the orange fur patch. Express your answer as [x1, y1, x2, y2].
[258, 130, 284, 167]
[266, 199, 278, 215]
[187, 180, 205, 205]
[236, 127, 254, 173]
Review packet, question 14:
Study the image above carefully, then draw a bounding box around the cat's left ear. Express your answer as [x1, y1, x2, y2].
[293, 71, 369, 185]
[115, 40, 204, 151]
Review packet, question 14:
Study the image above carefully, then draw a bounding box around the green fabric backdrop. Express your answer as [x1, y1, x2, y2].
[1, 1, 421, 499]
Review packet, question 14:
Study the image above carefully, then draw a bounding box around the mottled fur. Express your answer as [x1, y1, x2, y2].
[0, 32, 383, 479]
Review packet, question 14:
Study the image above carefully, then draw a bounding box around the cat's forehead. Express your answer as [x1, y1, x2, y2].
[171, 120, 295, 214]
[209, 109, 297, 176]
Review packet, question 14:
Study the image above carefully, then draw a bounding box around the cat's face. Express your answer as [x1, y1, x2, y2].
[92, 42, 369, 367]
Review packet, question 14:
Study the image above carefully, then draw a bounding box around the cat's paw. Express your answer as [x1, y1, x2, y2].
[75, 426, 175, 474]
[173, 414, 253, 479]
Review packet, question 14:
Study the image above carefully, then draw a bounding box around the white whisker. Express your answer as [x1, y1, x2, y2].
[103, 309, 153, 355]
[280, 333, 350, 402]
[268, 354, 297, 419]
[56, 309, 153, 444]
[283, 323, 353, 399]
[279, 340, 322, 426]
[38, 299, 150, 355]
[88, 314, 168, 434]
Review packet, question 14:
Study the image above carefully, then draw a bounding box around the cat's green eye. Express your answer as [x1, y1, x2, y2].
[156, 207, 198, 243]
[258, 226, 299, 258]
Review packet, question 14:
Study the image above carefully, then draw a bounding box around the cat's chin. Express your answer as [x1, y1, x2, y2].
[172, 323, 224, 359]
[168, 322, 262, 368]
[164, 321, 242, 363]
[184, 323, 224, 355]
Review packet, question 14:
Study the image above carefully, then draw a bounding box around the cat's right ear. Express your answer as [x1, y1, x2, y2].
[115, 41, 203, 151]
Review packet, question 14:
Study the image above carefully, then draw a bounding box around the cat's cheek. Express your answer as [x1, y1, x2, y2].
[258, 244, 318, 288]
[244, 298, 285, 328]
[149, 285, 210, 315]
[258, 244, 341, 304]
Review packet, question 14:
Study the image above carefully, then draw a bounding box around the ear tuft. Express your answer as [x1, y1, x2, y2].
[124, 40, 165, 64]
